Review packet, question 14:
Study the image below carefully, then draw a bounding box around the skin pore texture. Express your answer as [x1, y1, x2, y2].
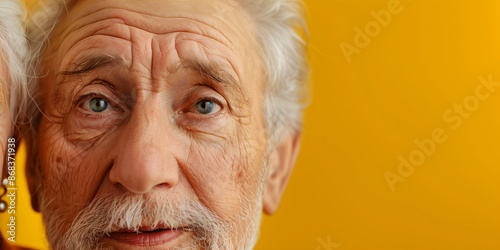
[31, 0, 301, 249]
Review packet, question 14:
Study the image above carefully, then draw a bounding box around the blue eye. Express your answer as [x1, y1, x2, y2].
[88, 98, 109, 112]
[195, 100, 219, 114]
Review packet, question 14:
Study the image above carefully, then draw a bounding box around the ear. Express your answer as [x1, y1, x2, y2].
[262, 130, 302, 215]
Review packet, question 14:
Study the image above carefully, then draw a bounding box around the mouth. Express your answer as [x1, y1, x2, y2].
[106, 225, 186, 247]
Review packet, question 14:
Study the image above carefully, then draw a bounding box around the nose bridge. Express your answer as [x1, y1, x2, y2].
[109, 99, 179, 194]
[129, 100, 161, 141]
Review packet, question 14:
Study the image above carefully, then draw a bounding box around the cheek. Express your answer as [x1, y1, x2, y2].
[38, 119, 99, 208]
[183, 122, 267, 221]
[39, 119, 115, 231]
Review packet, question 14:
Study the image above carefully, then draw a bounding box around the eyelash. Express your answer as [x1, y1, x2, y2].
[178, 96, 225, 122]
[76, 93, 118, 117]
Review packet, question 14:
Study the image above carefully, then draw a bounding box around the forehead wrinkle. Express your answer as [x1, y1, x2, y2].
[62, 18, 130, 44]
[125, 16, 238, 55]
[52, 16, 243, 84]
[58, 34, 131, 76]
[103, 6, 238, 48]
[49, 1, 257, 96]
[55, 6, 239, 54]
[129, 15, 235, 49]
[51, 15, 127, 56]
[175, 37, 242, 84]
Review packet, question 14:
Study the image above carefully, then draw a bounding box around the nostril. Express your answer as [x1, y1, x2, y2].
[109, 131, 180, 194]
[109, 161, 176, 194]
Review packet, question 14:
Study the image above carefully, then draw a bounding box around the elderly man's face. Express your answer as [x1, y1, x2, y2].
[34, 0, 299, 249]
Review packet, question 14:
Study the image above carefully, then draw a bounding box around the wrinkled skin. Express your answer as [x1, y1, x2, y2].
[33, 0, 282, 249]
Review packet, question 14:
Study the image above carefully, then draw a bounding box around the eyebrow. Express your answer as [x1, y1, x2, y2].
[59, 54, 123, 76]
[59, 55, 240, 88]
[176, 60, 239, 87]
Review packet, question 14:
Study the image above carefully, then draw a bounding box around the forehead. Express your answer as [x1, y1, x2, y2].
[50, 0, 256, 59]
[63, 0, 250, 30]
[42, 0, 262, 96]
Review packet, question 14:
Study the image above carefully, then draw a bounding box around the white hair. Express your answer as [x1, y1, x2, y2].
[0, 0, 28, 132]
[27, 0, 309, 145]
[238, 0, 309, 145]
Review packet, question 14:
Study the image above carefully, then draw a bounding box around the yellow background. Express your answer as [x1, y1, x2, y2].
[2, 0, 500, 249]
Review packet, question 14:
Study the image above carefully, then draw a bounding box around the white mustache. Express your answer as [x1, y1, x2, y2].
[101, 194, 221, 234]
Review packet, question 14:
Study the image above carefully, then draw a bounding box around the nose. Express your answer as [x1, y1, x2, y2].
[109, 102, 180, 194]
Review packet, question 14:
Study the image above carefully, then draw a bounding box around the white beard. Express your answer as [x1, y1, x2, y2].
[40, 191, 263, 250]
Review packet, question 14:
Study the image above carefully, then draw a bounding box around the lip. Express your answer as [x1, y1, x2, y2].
[107, 228, 183, 247]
